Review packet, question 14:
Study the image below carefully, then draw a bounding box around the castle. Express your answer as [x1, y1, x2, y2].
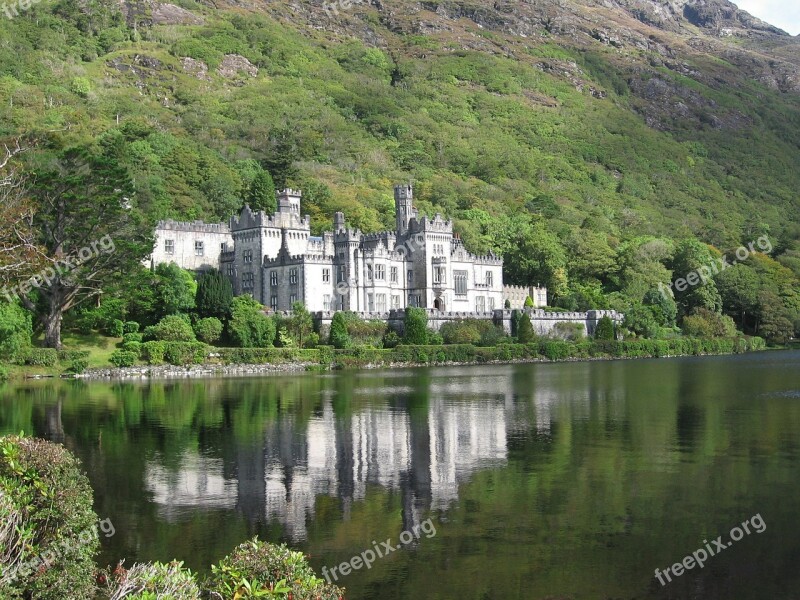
[149, 184, 548, 313]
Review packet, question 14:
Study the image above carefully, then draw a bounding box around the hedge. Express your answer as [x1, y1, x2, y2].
[20, 348, 58, 367]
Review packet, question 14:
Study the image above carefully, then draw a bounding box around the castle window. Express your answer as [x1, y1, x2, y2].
[454, 271, 467, 296]
[485, 271, 493, 287]
[375, 264, 385, 280]
[390, 266, 398, 283]
[242, 272, 254, 291]
[322, 268, 330, 283]
[226, 264, 235, 277]
[367, 265, 373, 280]
[407, 270, 413, 283]
[270, 295, 278, 311]
[244, 249, 253, 263]
[391, 295, 400, 309]
[270, 271, 278, 286]
[338, 266, 346, 282]
[475, 296, 485, 312]
[488, 297, 495, 311]
[368, 293, 374, 312]
[290, 293, 297, 304]
[376, 294, 387, 312]
[194, 240, 204, 256]
[433, 266, 445, 284]
[323, 294, 331, 310]
[289, 269, 298, 285]
[164, 239, 174, 255]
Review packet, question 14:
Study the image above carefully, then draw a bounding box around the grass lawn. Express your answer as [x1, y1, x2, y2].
[2, 332, 124, 380]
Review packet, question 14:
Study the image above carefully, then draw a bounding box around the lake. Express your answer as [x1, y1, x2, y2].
[2, 351, 799, 599]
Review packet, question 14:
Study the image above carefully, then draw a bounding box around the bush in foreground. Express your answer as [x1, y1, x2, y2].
[0, 435, 99, 600]
[102, 561, 201, 600]
[207, 538, 344, 600]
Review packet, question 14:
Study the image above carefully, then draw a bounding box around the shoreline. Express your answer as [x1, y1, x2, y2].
[48, 348, 777, 381]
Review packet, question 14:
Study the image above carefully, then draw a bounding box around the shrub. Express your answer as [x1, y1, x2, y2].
[122, 332, 143, 344]
[163, 342, 209, 366]
[427, 331, 444, 345]
[0, 366, 7, 381]
[440, 320, 481, 345]
[403, 307, 428, 344]
[0, 435, 99, 600]
[123, 321, 140, 334]
[102, 561, 201, 600]
[141, 341, 167, 364]
[206, 538, 345, 600]
[228, 296, 275, 348]
[110, 318, 125, 338]
[121, 341, 142, 355]
[382, 330, 401, 348]
[682, 308, 737, 338]
[344, 316, 386, 346]
[109, 350, 138, 368]
[66, 359, 89, 374]
[304, 332, 320, 349]
[194, 317, 223, 344]
[144, 315, 196, 342]
[317, 345, 334, 365]
[195, 269, 234, 319]
[594, 316, 615, 340]
[0, 302, 32, 362]
[57, 350, 90, 363]
[21, 348, 58, 367]
[524, 296, 534, 308]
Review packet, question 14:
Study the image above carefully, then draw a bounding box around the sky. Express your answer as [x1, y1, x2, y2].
[734, 0, 800, 35]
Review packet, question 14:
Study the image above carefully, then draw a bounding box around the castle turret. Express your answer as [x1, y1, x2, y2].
[277, 189, 302, 214]
[333, 211, 346, 232]
[394, 183, 415, 235]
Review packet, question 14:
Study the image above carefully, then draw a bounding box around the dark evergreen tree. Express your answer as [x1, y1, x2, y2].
[195, 269, 234, 319]
[403, 307, 428, 344]
[517, 312, 535, 343]
[594, 315, 615, 340]
[329, 311, 350, 349]
[248, 170, 276, 214]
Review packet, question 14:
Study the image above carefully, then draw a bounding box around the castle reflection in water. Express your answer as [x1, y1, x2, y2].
[144, 368, 570, 541]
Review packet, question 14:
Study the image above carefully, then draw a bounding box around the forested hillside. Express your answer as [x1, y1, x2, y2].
[0, 0, 799, 343]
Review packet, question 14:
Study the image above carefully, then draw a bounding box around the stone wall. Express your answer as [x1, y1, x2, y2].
[311, 309, 623, 338]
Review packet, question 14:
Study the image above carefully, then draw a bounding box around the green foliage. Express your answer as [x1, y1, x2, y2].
[228, 296, 275, 348]
[681, 307, 738, 338]
[109, 349, 138, 367]
[0, 302, 32, 362]
[516, 312, 535, 343]
[403, 307, 428, 345]
[110, 319, 125, 338]
[122, 332, 143, 344]
[20, 348, 58, 367]
[102, 561, 201, 600]
[207, 538, 344, 600]
[247, 170, 277, 214]
[524, 296, 534, 308]
[329, 311, 351, 349]
[288, 302, 314, 348]
[623, 305, 661, 339]
[195, 269, 234, 320]
[0, 435, 99, 600]
[144, 315, 197, 342]
[123, 321, 140, 334]
[141, 341, 167, 364]
[594, 316, 616, 340]
[154, 263, 197, 318]
[194, 317, 224, 344]
[551, 322, 585, 341]
[163, 342, 209, 366]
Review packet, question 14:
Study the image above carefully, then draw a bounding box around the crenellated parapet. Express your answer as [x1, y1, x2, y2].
[156, 220, 230, 234]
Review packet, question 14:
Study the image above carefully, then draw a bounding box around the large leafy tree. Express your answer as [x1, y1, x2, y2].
[715, 264, 760, 332]
[153, 262, 196, 318]
[0, 141, 44, 290]
[23, 140, 154, 348]
[670, 239, 723, 318]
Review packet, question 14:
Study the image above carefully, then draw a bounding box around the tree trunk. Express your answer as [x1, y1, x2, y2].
[43, 308, 63, 349]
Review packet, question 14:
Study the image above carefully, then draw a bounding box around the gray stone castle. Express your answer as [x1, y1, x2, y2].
[150, 184, 546, 313]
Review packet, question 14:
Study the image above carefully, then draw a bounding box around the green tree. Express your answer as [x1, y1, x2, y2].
[144, 314, 196, 342]
[671, 239, 723, 318]
[288, 302, 314, 348]
[329, 311, 351, 349]
[524, 296, 534, 308]
[154, 262, 196, 318]
[594, 316, 615, 340]
[715, 264, 760, 332]
[195, 269, 234, 319]
[23, 142, 155, 348]
[517, 312, 535, 343]
[403, 307, 428, 344]
[228, 295, 276, 348]
[623, 305, 660, 339]
[248, 169, 276, 214]
[643, 288, 677, 327]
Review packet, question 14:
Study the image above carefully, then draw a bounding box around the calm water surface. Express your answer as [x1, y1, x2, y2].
[2, 351, 800, 599]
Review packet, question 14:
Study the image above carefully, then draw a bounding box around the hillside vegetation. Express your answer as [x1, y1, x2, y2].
[0, 0, 799, 344]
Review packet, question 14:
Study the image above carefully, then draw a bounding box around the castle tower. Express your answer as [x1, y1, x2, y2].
[277, 189, 302, 214]
[394, 183, 415, 235]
